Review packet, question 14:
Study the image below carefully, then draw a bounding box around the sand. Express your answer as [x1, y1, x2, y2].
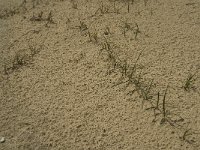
[0, 0, 200, 149]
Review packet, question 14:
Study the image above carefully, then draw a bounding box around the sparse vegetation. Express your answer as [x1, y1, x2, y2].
[1, 0, 199, 149]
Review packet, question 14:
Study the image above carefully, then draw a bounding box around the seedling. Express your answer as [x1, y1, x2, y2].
[79, 21, 88, 32]
[134, 23, 141, 40]
[104, 27, 111, 35]
[100, 2, 109, 14]
[113, 0, 120, 14]
[30, 11, 44, 21]
[88, 31, 98, 43]
[94, 1, 109, 15]
[3, 64, 9, 75]
[3, 44, 43, 75]
[183, 71, 198, 91]
[127, 1, 130, 13]
[144, 0, 148, 6]
[141, 79, 154, 101]
[145, 85, 173, 124]
[121, 21, 132, 37]
[161, 85, 168, 123]
[71, 0, 78, 9]
[100, 38, 112, 52]
[180, 129, 199, 145]
[29, 44, 42, 57]
[0, 0, 27, 19]
[46, 11, 55, 24]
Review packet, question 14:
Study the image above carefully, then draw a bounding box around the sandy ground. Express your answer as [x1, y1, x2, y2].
[0, 0, 200, 149]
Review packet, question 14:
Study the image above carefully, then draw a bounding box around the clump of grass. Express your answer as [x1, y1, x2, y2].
[91, 34, 196, 146]
[182, 71, 198, 91]
[98, 41, 183, 126]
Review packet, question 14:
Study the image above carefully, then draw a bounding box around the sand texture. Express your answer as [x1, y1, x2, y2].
[0, 0, 200, 149]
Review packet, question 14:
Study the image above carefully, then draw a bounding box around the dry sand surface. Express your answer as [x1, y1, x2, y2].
[0, 0, 200, 149]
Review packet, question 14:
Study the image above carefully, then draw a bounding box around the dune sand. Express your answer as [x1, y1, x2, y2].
[0, 0, 200, 149]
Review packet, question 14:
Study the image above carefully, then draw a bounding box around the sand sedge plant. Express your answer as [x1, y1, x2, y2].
[182, 71, 198, 91]
[112, 0, 120, 14]
[100, 38, 112, 52]
[127, 1, 130, 13]
[29, 44, 42, 57]
[127, 0, 135, 13]
[179, 129, 200, 146]
[32, 0, 38, 8]
[104, 27, 111, 36]
[121, 21, 132, 37]
[4, 45, 43, 75]
[121, 21, 141, 40]
[145, 85, 169, 123]
[30, 11, 44, 21]
[30, 11, 55, 25]
[140, 79, 154, 101]
[146, 88, 185, 126]
[134, 23, 141, 40]
[160, 85, 169, 124]
[78, 21, 88, 32]
[14, 53, 26, 67]
[120, 60, 129, 77]
[144, 0, 148, 6]
[3, 64, 10, 75]
[112, 50, 143, 90]
[46, 11, 55, 24]
[88, 31, 98, 43]
[70, 0, 78, 9]
[94, 1, 109, 15]
[10, 52, 28, 72]
[99, 38, 122, 75]
[0, 0, 27, 19]
[3, 52, 26, 75]
[145, 92, 161, 118]
[181, 129, 193, 143]
[100, 2, 109, 14]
